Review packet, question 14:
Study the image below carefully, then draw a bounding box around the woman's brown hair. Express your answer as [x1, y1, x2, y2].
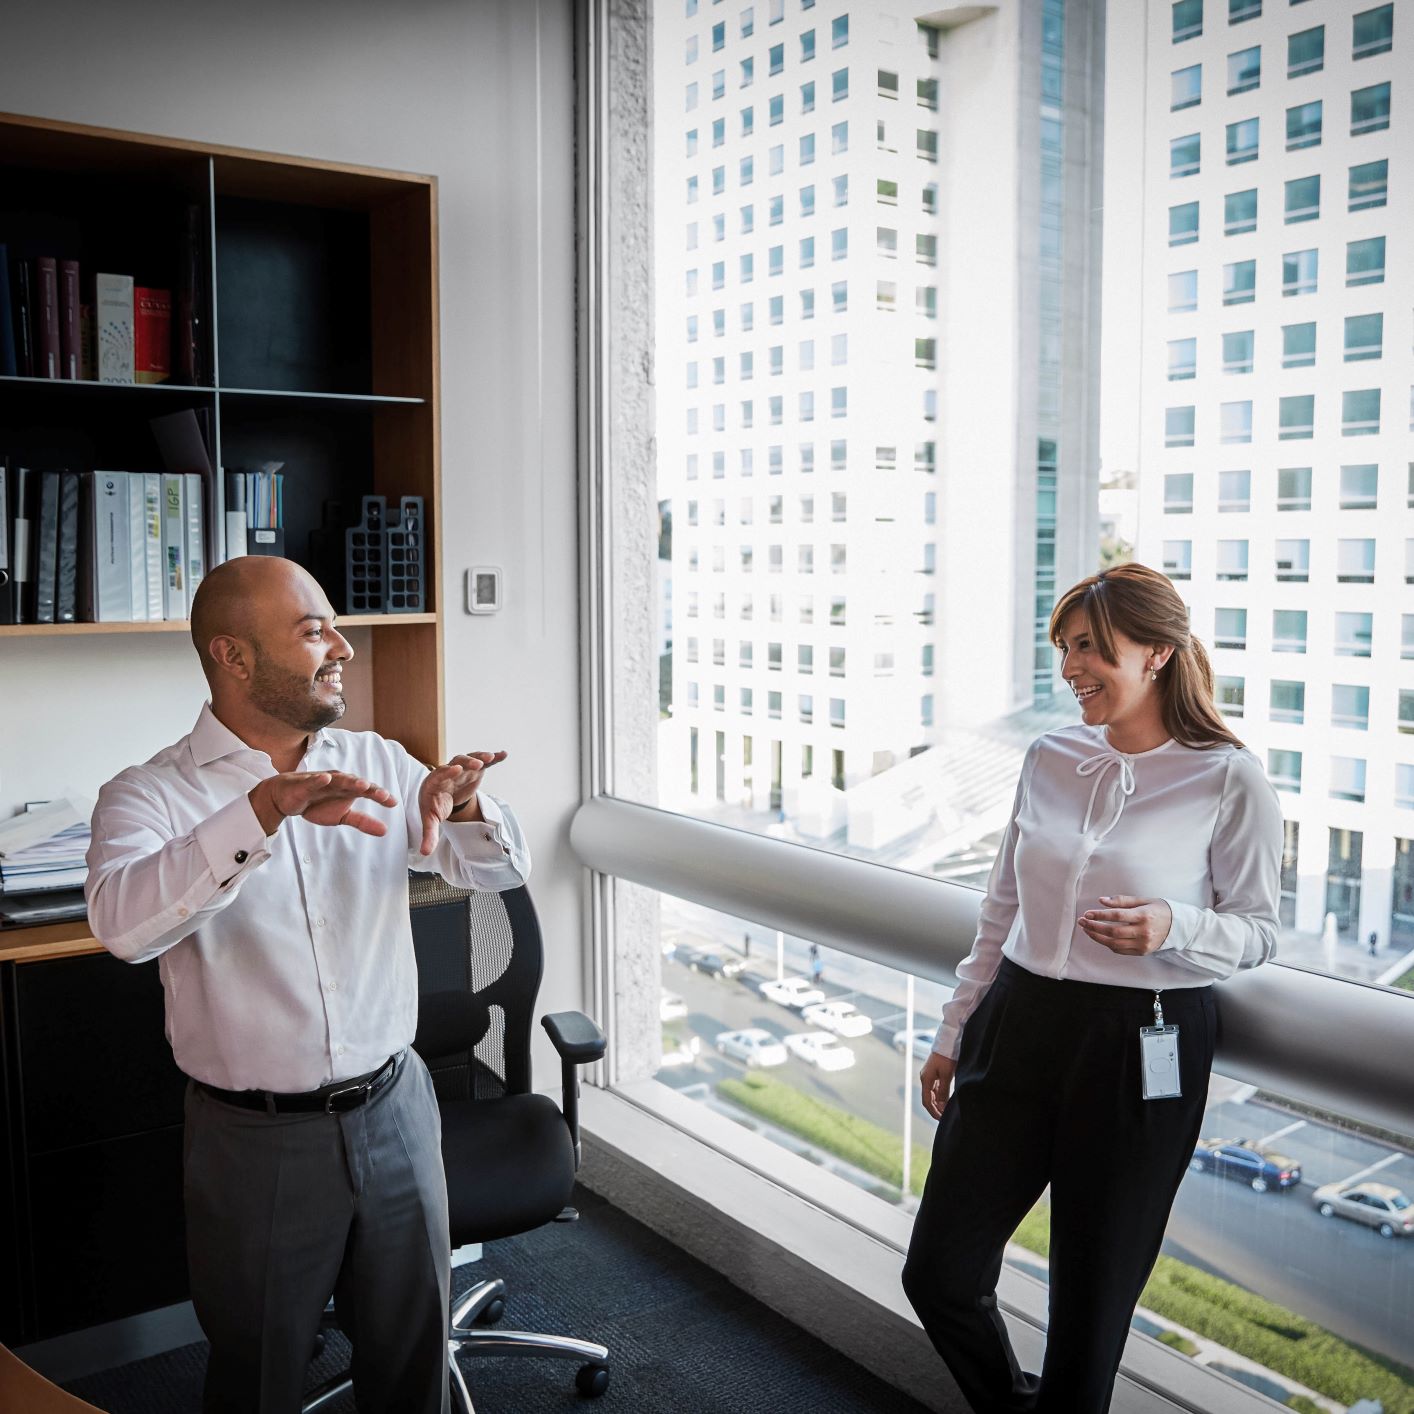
[1048, 562, 1243, 751]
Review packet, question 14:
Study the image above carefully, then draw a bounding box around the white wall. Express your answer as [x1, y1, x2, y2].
[0, 0, 585, 1080]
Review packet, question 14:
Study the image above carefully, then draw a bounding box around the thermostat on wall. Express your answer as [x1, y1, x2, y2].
[465, 566, 502, 614]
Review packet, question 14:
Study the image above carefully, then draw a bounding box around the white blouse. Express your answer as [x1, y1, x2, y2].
[933, 723, 1284, 1060]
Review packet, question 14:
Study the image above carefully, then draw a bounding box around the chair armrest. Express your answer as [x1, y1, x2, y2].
[541, 1011, 607, 1065]
[540, 1012, 605, 1170]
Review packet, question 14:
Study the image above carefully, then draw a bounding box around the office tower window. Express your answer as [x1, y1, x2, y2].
[1287, 25, 1324, 76]
[742, 252, 756, 282]
[1165, 472, 1195, 512]
[800, 81, 815, 113]
[801, 28, 816, 61]
[1277, 465, 1313, 510]
[1276, 538, 1310, 581]
[798, 236, 814, 269]
[832, 174, 849, 206]
[1224, 188, 1257, 234]
[832, 281, 847, 312]
[1169, 202, 1199, 245]
[741, 154, 754, 185]
[1270, 681, 1305, 724]
[1339, 463, 1379, 508]
[877, 178, 898, 206]
[1346, 236, 1385, 287]
[795, 291, 809, 320]
[1286, 99, 1323, 149]
[742, 106, 755, 137]
[798, 390, 814, 421]
[1227, 45, 1260, 94]
[1330, 758, 1366, 804]
[1165, 405, 1196, 447]
[800, 133, 815, 165]
[740, 687, 753, 715]
[1216, 676, 1245, 717]
[1173, 0, 1203, 42]
[686, 81, 699, 111]
[687, 129, 699, 158]
[1273, 608, 1308, 652]
[917, 129, 939, 162]
[1169, 337, 1197, 379]
[1402, 691, 1414, 733]
[1342, 388, 1380, 436]
[921, 182, 938, 214]
[712, 20, 725, 50]
[1282, 322, 1316, 368]
[916, 441, 936, 473]
[769, 94, 783, 126]
[1279, 393, 1315, 439]
[1223, 259, 1255, 303]
[1218, 469, 1251, 510]
[1214, 606, 1247, 649]
[740, 57, 754, 87]
[916, 234, 937, 267]
[1352, 4, 1393, 59]
[1159, 540, 1193, 579]
[831, 120, 848, 155]
[741, 204, 755, 235]
[1172, 63, 1202, 109]
[1217, 539, 1249, 580]
[829, 698, 845, 728]
[1268, 749, 1302, 793]
[918, 77, 939, 110]
[1348, 159, 1388, 211]
[830, 387, 847, 418]
[1337, 538, 1376, 583]
[878, 68, 899, 98]
[1222, 330, 1253, 374]
[1335, 611, 1373, 657]
[1282, 248, 1318, 296]
[713, 70, 726, 99]
[917, 286, 937, 319]
[769, 42, 784, 75]
[830, 646, 846, 676]
[1351, 82, 1390, 135]
[915, 338, 937, 370]
[1344, 314, 1382, 363]
[1229, 0, 1260, 21]
[1169, 269, 1199, 311]
[1170, 132, 1201, 176]
[768, 691, 782, 719]
[1284, 174, 1320, 223]
[687, 360, 699, 388]
[877, 280, 897, 310]
[1220, 400, 1253, 443]
[831, 14, 848, 48]
[832, 66, 848, 101]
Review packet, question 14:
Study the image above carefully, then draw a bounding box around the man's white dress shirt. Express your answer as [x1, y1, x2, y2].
[85, 704, 530, 1091]
[933, 723, 1283, 1060]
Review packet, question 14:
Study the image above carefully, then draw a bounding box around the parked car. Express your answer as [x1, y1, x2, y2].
[801, 1000, 873, 1038]
[680, 948, 747, 980]
[659, 989, 688, 1022]
[891, 1027, 936, 1059]
[761, 976, 826, 1010]
[1311, 1181, 1414, 1238]
[659, 1035, 702, 1070]
[715, 1028, 789, 1068]
[1188, 1138, 1301, 1193]
[783, 1030, 856, 1072]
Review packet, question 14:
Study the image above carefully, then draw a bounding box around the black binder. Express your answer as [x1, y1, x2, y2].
[56, 471, 80, 623]
[33, 470, 61, 623]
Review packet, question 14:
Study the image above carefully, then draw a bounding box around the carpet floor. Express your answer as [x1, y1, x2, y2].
[62, 1186, 935, 1413]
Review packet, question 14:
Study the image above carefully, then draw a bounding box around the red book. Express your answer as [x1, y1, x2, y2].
[134, 286, 172, 385]
[36, 256, 60, 379]
[58, 259, 80, 379]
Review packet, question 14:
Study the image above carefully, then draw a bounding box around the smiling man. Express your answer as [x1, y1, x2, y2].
[85, 555, 529, 1414]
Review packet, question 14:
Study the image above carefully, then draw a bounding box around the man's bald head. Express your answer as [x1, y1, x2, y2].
[190, 557, 328, 682]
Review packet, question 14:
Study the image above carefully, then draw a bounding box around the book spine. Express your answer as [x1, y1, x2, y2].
[161, 474, 185, 620]
[11, 467, 35, 622]
[142, 473, 164, 621]
[36, 257, 60, 380]
[76, 472, 95, 621]
[126, 473, 149, 622]
[14, 260, 35, 379]
[55, 471, 80, 622]
[33, 470, 61, 623]
[93, 472, 132, 622]
[95, 273, 135, 384]
[58, 259, 81, 379]
[184, 472, 204, 616]
[134, 286, 172, 385]
[0, 245, 16, 377]
[79, 302, 95, 380]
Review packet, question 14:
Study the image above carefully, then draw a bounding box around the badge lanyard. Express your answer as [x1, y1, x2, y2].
[1140, 990, 1182, 1100]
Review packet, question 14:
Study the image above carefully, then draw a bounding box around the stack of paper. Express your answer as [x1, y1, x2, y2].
[0, 797, 93, 895]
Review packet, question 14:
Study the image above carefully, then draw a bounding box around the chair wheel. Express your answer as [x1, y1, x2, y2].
[476, 1297, 506, 1325]
[575, 1362, 610, 1397]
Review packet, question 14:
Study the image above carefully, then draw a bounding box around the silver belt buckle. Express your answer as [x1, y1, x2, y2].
[324, 1079, 369, 1114]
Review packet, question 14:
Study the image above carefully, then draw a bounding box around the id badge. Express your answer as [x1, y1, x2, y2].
[1140, 1026, 1182, 1100]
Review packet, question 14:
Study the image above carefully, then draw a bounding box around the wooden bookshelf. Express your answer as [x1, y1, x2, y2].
[0, 110, 445, 764]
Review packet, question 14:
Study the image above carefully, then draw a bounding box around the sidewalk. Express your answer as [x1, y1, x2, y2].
[1275, 924, 1414, 987]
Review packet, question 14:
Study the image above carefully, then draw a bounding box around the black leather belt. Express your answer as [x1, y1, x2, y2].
[195, 1053, 401, 1115]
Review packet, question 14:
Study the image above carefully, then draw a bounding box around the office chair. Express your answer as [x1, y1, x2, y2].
[303, 880, 609, 1414]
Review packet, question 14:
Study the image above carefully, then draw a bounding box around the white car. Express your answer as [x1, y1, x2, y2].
[892, 1027, 935, 1059]
[715, 1028, 789, 1068]
[660, 989, 688, 1022]
[783, 1030, 856, 1071]
[801, 1000, 873, 1038]
[761, 976, 826, 1009]
[659, 1035, 702, 1070]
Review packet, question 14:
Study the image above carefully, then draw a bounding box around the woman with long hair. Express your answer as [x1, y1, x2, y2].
[902, 562, 1283, 1413]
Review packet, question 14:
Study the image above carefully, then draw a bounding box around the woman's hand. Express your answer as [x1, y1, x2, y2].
[1078, 895, 1173, 956]
[920, 1052, 956, 1120]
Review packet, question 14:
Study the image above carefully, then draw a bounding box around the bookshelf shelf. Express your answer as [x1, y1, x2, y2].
[1, 110, 445, 766]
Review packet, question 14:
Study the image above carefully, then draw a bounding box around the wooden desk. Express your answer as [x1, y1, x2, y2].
[0, 922, 105, 965]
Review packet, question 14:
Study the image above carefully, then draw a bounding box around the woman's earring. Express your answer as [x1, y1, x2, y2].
[1149, 667, 1158, 682]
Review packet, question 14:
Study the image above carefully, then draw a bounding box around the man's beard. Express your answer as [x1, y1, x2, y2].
[248, 652, 345, 732]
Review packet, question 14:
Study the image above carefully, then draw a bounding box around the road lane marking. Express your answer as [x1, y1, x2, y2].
[1258, 1120, 1306, 1147]
[1335, 1151, 1403, 1186]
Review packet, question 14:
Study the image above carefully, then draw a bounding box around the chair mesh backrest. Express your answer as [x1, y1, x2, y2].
[409, 875, 544, 1101]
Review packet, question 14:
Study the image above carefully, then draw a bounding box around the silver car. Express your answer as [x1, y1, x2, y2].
[1311, 1180, 1414, 1239]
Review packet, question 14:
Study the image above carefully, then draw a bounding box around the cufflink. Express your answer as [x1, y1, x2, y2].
[235, 850, 248, 864]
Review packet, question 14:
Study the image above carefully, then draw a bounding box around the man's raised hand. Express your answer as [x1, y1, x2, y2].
[249, 772, 398, 837]
[418, 751, 508, 857]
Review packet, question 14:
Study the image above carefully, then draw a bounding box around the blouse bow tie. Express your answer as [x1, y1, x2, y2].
[1075, 750, 1136, 835]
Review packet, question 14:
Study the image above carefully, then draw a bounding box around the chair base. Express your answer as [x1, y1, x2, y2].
[301, 1277, 610, 1414]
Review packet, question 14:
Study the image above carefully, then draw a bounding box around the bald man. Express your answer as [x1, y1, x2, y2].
[85, 557, 530, 1414]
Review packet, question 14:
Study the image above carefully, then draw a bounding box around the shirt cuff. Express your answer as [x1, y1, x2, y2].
[443, 791, 514, 859]
[931, 1022, 960, 1061]
[193, 793, 273, 891]
[1158, 898, 1203, 954]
